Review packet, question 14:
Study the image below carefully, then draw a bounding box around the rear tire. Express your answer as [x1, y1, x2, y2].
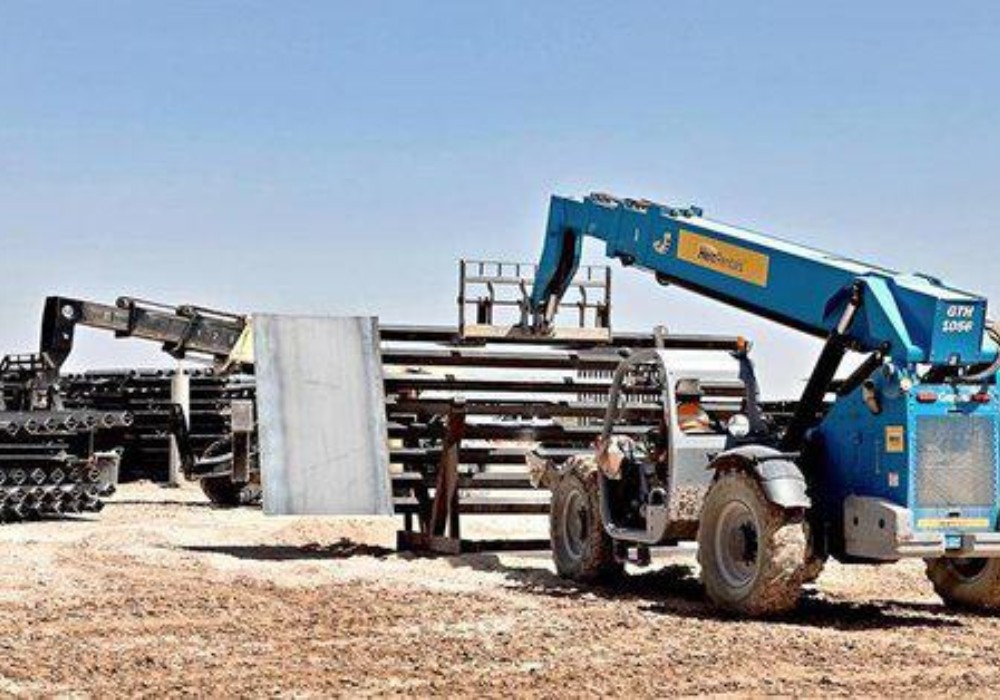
[925, 558, 1000, 610]
[697, 470, 807, 616]
[199, 475, 262, 507]
[197, 439, 261, 508]
[550, 458, 623, 583]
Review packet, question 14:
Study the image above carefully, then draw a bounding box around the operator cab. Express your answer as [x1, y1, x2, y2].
[596, 348, 760, 542]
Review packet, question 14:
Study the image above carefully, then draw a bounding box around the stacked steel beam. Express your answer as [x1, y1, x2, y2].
[60, 369, 256, 482]
[379, 325, 746, 534]
[47, 327, 789, 538]
[56, 329, 706, 525]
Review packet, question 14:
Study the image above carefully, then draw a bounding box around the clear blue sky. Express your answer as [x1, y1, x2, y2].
[1, 1, 998, 395]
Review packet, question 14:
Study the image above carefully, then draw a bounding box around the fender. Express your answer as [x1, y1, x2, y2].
[709, 445, 811, 510]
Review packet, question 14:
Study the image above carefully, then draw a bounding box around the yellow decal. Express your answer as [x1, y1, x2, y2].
[917, 517, 990, 530]
[885, 426, 905, 453]
[677, 230, 770, 287]
[225, 322, 255, 369]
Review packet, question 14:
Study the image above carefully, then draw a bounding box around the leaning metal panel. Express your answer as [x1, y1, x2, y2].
[915, 415, 997, 508]
[255, 315, 392, 516]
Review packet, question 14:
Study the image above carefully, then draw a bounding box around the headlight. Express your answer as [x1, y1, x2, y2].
[726, 414, 751, 439]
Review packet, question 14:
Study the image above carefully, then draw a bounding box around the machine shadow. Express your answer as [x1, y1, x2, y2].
[106, 500, 215, 508]
[183, 538, 394, 561]
[181, 539, 963, 630]
[10, 514, 101, 525]
[874, 598, 1000, 621]
[450, 554, 962, 631]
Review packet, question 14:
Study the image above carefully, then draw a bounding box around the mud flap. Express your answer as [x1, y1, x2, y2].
[710, 445, 811, 510]
[752, 458, 811, 510]
[526, 452, 561, 490]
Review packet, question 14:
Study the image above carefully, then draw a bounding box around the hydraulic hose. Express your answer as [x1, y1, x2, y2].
[965, 320, 1000, 382]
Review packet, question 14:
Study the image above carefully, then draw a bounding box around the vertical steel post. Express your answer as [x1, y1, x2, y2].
[428, 400, 466, 537]
[168, 368, 190, 487]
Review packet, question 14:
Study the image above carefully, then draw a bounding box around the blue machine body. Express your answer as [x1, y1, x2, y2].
[530, 193, 1000, 556]
[819, 375, 1000, 545]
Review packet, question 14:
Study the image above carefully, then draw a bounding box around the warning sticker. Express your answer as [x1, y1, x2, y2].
[885, 426, 905, 453]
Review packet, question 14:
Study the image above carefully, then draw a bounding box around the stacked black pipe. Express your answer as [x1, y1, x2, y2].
[0, 409, 131, 520]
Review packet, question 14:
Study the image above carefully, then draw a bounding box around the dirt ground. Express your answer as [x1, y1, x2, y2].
[1, 483, 999, 698]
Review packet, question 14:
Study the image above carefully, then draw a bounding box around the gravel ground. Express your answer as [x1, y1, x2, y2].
[1, 482, 999, 697]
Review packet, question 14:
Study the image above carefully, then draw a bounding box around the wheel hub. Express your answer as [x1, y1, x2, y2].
[950, 557, 989, 581]
[714, 500, 760, 589]
[562, 489, 589, 559]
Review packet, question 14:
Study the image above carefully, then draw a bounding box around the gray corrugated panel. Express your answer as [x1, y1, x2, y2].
[254, 315, 392, 515]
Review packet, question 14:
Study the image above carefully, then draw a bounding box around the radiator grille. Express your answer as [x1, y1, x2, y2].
[915, 415, 997, 508]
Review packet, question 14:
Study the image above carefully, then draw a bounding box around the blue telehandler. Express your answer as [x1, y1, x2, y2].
[526, 192, 1000, 616]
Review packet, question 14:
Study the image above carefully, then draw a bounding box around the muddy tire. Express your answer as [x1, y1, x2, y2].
[802, 555, 826, 585]
[550, 458, 623, 583]
[926, 558, 1000, 610]
[697, 470, 807, 616]
[802, 521, 826, 584]
[199, 476, 262, 507]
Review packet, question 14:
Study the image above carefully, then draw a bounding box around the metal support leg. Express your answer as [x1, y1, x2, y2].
[429, 402, 466, 537]
[168, 369, 190, 487]
[230, 399, 254, 484]
[397, 401, 468, 554]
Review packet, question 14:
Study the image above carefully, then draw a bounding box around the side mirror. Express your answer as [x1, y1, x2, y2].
[726, 414, 751, 439]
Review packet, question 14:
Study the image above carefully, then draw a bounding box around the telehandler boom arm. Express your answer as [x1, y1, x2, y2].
[40, 295, 251, 373]
[529, 193, 995, 369]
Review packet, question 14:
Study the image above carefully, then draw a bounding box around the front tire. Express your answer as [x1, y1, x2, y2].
[926, 558, 1000, 610]
[549, 458, 623, 583]
[697, 470, 807, 616]
[802, 520, 826, 584]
